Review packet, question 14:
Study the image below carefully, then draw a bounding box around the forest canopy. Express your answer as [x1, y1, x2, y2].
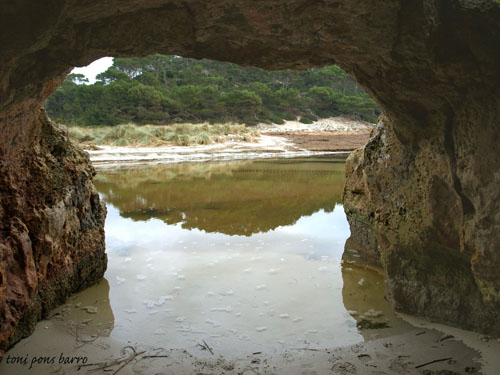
[45, 55, 380, 126]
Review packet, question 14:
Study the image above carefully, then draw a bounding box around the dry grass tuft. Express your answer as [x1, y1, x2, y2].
[66, 122, 260, 148]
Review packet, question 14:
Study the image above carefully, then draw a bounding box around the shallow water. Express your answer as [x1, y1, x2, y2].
[3, 157, 413, 372]
[96, 157, 409, 352]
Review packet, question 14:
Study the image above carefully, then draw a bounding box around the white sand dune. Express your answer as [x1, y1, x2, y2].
[256, 115, 374, 133]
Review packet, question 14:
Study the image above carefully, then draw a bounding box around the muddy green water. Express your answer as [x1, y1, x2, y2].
[2, 156, 412, 372]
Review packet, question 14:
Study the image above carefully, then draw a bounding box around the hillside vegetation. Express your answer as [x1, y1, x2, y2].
[45, 55, 380, 126]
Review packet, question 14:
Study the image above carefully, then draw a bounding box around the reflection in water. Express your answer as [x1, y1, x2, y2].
[101, 203, 362, 354]
[3, 157, 411, 366]
[93, 157, 407, 355]
[341, 263, 412, 340]
[94, 158, 346, 235]
[0, 279, 115, 371]
[59, 278, 115, 337]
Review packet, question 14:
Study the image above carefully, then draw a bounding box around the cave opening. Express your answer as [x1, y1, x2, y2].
[1, 1, 499, 373]
[6, 50, 391, 363]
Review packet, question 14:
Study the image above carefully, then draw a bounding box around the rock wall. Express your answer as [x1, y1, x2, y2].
[0, 109, 107, 355]
[344, 112, 500, 335]
[0, 0, 499, 352]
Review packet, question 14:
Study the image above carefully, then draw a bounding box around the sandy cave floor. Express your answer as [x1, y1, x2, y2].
[2, 314, 499, 375]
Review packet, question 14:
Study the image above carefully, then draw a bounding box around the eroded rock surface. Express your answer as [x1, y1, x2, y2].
[0, 109, 106, 355]
[0, 0, 499, 352]
[344, 117, 500, 335]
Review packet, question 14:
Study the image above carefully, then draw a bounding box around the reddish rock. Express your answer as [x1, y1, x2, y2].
[0, 109, 106, 355]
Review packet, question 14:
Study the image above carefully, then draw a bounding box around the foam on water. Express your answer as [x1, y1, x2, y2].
[93, 202, 370, 355]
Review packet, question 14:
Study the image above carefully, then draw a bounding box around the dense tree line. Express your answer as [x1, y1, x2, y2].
[45, 55, 380, 126]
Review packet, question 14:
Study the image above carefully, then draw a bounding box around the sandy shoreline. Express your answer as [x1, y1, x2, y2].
[86, 136, 349, 169]
[85, 116, 373, 168]
[3, 314, 497, 374]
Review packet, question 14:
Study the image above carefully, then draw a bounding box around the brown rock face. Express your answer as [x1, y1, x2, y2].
[0, 107, 107, 354]
[344, 115, 500, 335]
[0, 0, 499, 352]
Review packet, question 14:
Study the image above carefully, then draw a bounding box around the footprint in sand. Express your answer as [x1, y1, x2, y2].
[331, 362, 357, 374]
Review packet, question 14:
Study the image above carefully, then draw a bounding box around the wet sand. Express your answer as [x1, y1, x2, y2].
[2, 314, 493, 375]
[258, 115, 374, 152]
[263, 130, 372, 152]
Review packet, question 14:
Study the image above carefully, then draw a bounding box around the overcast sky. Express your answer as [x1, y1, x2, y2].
[71, 57, 113, 84]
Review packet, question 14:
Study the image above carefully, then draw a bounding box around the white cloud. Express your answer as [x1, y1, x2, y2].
[71, 57, 114, 84]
